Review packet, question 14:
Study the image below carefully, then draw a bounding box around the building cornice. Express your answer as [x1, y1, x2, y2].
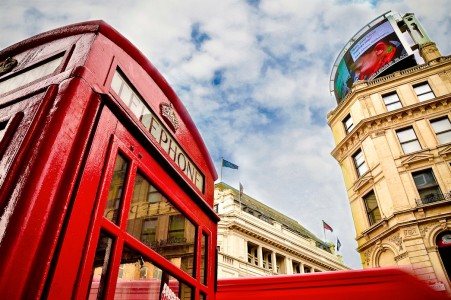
[331, 94, 451, 162]
[219, 215, 349, 271]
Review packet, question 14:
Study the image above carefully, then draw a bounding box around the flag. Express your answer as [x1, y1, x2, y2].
[337, 238, 342, 251]
[223, 159, 239, 170]
[239, 182, 243, 197]
[323, 220, 333, 232]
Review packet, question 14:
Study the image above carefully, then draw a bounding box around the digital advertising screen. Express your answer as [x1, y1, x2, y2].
[334, 17, 412, 102]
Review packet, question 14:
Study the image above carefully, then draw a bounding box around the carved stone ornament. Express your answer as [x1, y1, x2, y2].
[0, 57, 18, 76]
[389, 233, 403, 251]
[160, 102, 179, 132]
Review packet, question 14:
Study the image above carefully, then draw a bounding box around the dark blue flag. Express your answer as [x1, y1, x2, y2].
[223, 159, 239, 170]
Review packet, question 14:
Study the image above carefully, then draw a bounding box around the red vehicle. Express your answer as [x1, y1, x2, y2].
[0, 21, 447, 300]
[217, 268, 448, 300]
[0, 20, 218, 299]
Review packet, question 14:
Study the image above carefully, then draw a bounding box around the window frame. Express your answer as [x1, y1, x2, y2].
[413, 81, 435, 102]
[430, 117, 451, 145]
[412, 168, 442, 204]
[342, 113, 354, 134]
[352, 149, 368, 177]
[382, 91, 402, 112]
[363, 190, 381, 226]
[396, 126, 422, 154]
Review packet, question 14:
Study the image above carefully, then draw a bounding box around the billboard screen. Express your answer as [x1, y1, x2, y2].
[334, 17, 412, 102]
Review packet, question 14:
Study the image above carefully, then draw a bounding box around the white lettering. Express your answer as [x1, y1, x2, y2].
[111, 70, 205, 192]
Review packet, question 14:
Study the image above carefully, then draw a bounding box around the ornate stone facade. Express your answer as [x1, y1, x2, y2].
[214, 183, 349, 278]
[327, 13, 451, 294]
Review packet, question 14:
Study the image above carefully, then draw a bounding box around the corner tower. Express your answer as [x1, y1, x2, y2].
[327, 12, 451, 293]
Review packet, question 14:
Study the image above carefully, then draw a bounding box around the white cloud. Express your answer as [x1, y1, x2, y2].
[1, 0, 450, 270]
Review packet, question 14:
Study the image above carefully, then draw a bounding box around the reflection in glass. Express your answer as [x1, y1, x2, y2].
[114, 246, 193, 300]
[114, 246, 163, 300]
[126, 172, 196, 276]
[104, 154, 128, 224]
[89, 231, 114, 299]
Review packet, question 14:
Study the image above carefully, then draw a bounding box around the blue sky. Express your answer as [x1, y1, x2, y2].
[2, 0, 451, 270]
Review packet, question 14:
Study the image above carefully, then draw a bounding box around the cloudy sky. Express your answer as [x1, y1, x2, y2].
[2, 0, 450, 269]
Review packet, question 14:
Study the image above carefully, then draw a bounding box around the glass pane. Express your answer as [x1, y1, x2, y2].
[364, 192, 378, 211]
[414, 83, 431, 95]
[200, 233, 208, 285]
[401, 140, 421, 154]
[370, 207, 381, 225]
[357, 162, 368, 176]
[437, 131, 451, 144]
[200, 293, 207, 300]
[386, 102, 402, 111]
[383, 93, 399, 105]
[397, 128, 416, 142]
[111, 71, 123, 94]
[104, 154, 128, 224]
[418, 92, 434, 102]
[431, 118, 451, 133]
[89, 232, 114, 300]
[0, 54, 64, 95]
[0, 119, 10, 142]
[126, 172, 196, 276]
[115, 246, 163, 300]
[353, 150, 364, 165]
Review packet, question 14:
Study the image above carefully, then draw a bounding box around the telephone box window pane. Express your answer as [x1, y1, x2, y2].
[126, 172, 196, 277]
[114, 246, 163, 300]
[104, 154, 128, 224]
[0, 54, 64, 95]
[89, 231, 114, 299]
[200, 233, 208, 285]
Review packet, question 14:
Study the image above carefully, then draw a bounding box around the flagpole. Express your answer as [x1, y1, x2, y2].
[220, 157, 223, 182]
[323, 220, 326, 242]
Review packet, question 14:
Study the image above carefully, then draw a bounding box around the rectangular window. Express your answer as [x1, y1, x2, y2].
[396, 127, 421, 154]
[343, 114, 354, 134]
[382, 92, 402, 111]
[413, 169, 442, 204]
[413, 82, 435, 102]
[363, 191, 381, 226]
[353, 149, 368, 177]
[0, 53, 64, 95]
[430, 117, 451, 144]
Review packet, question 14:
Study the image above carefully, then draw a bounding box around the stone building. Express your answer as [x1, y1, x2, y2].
[214, 182, 349, 278]
[327, 12, 451, 292]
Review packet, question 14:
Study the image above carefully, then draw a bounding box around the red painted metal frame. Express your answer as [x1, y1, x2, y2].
[0, 21, 218, 299]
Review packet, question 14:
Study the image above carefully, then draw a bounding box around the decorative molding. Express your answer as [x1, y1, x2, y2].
[419, 225, 431, 237]
[332, 96, 451, 162]
[394, 252, 408, 262]
[400, 152, 434, 168]
[438, 145, 451, 158]
[353, 174, 374, 192]
[363, 246, 374, 267]
[403, 227, 418, 239]
[388, 233, 403, 251]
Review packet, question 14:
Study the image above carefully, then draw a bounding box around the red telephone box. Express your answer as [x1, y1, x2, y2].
[0, 21, 218, 299]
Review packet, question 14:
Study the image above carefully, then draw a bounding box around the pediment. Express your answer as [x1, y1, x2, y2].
[401, 153, 434, 168]
[438, 145, 451, 158]
[353, 173, 374, 192]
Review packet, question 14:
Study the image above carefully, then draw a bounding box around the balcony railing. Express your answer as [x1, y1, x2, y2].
[415, 192, 451, 206]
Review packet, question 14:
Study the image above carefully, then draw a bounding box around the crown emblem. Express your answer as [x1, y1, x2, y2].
[160, 102, 179, 132]
[0, 57, 18, 77]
